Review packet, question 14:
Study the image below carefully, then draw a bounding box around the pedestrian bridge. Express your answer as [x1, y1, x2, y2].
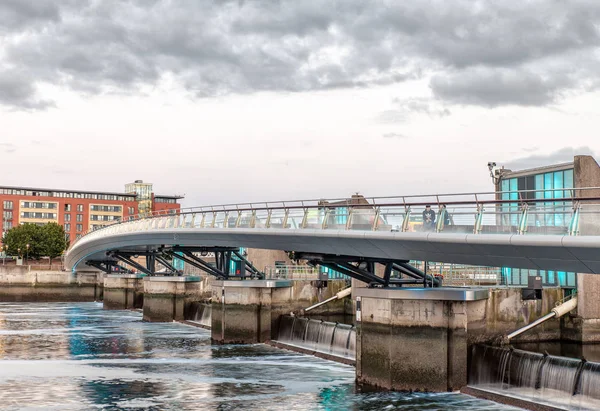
[65, 189, 600, 277]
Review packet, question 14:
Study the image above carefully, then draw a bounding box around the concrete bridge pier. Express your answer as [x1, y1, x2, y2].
[103, 274, 145, 310]
[354, 287, 489, 392]
[142, 276, 203, 322]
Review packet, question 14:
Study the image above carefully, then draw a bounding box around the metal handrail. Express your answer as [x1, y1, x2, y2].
[67, 188, 600, 251]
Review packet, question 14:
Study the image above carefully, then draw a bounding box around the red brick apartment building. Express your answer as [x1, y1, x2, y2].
[1, 180, 182, 243]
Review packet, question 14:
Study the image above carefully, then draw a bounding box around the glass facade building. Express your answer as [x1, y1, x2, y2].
[498, 163, 576, 288]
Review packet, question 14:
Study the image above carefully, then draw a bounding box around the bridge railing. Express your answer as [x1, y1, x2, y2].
[68, 187, 600, 251]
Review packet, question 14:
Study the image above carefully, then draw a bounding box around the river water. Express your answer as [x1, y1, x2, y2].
[0, 302, 520, 410]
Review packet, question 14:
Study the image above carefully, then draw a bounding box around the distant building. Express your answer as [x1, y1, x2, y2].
[1, 181, 182, 243]
[125, 180, 182, 216]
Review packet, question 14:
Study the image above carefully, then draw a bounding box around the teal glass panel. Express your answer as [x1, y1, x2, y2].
[544, 173, 553, 198]
[564, 169, 574, 198]
[535, 174, 544, 198]
[558, 271, 566, 286]
[509, 178, 518, 199]
[508, 178, 518, 225]
[336, 207, 347, 225]
[501, 180, 510, 200]
[567, 272, 576, 287]
[553, 172, 564, 198]
[501, 267, 511, 285]
[547, 270, 555, 285]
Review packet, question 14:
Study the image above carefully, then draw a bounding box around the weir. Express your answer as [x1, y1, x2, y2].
[274, 315, 356, 363]
[186, 301, 212, 328]
[468, 345, 600, 410]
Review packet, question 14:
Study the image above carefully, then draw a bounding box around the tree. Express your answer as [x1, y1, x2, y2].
[3, 223, 43, 259]
[3, 223, 68, 262]
[41, 222, 69, 263]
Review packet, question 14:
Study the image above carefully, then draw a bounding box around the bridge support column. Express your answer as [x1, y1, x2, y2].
[354, 287, 488, 392]
[211, 280, 348, 344]
[211, 280, 292, 344]
[143, 276, 203, 322]
[103, 274, 145, 310]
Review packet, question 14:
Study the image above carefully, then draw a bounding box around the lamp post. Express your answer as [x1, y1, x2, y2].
[26, 243, 29, 264]
[2, 244, 5, 265]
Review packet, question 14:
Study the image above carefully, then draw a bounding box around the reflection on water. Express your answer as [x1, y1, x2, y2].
[0, 302, 519, 410]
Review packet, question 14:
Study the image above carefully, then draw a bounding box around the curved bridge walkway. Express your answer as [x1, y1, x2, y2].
[65, 188, 600, 283]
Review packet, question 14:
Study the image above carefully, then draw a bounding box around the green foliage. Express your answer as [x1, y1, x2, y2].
[41, 223, 69, 260]
[3, 223, 68, 260]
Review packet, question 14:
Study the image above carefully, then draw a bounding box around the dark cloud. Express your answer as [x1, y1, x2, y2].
[0, 70, 55, 110]
[0, 0, 60, 32]
[430, 68, 574, 107]
[503, 146, 597, 170]
[382, 133, 408, 139]
[0, 0, 599, 109]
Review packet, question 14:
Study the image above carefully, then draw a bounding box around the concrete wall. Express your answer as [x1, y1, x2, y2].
[0, 266, 103, 302]
[356, 286, 571, 392]
[357, 297, 469, 392]
[211, 279, 349, 344]
[467, 287, 563, 344]
[142, 276, 210, 322]
[103, 275, 145, 310]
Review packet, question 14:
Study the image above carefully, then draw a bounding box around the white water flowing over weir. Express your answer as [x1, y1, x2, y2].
[470, 345, 600, 410]
[187, 302, 212, 328]
[276, 316, 356, 361]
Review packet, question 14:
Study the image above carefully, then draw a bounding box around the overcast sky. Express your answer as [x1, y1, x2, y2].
[1, 0, 599, 207]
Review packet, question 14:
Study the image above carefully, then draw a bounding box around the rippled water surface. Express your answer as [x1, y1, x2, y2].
[0, 302, 521, 410]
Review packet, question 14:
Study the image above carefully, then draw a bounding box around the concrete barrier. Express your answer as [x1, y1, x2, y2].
[0, 266, 103, 302]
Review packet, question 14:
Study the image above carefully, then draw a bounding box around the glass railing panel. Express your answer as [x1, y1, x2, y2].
[213, 212, 227, 228]
[203, 212, 216, 228]
[254, 210, 270, 228]
[578, 203, 600, 236]
[525, 202, 572, 235]
[302, 208, 325, 229]
[348, 208, 377, 231]
[287, 209, 305, 229]
[377, 206, 405, 232]
[323, 207, 350, 230]
[269, 209, 288, 228]
[478, 204, 518, 234]
[235, 211, 254, 228]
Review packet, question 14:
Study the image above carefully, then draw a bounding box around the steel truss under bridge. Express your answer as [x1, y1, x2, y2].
[295, 253, 441, 288]
[86, 260, 134, 274]
[96, 247, 264, 279]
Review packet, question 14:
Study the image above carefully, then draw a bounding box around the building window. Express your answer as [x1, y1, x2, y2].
[128, 207, 135, 214]
[76, 224, 83, 232]
[77, 204, 83, 212]
[3, 201, 13, 209]
[65, 214, 71, 222]
[65, 233, 70, 242]
[76, 234, 82, 240]
[20, 212, 57, 219]
[90, 205, 122, 212]
[64, 223, 71, 232]
[76, 214, 83, 222]
[3, 221, 12, 231]
[3, 211, 12, 220]
[65, 204, 71, 212]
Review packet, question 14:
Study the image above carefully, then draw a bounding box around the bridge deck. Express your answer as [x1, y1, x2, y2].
[65, 227, 600, 274]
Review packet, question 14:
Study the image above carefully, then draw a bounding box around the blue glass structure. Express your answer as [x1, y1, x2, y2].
[500, 165, 576, 288]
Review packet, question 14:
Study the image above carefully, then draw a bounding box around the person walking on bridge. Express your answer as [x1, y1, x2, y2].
[422, 205, 436, 232]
